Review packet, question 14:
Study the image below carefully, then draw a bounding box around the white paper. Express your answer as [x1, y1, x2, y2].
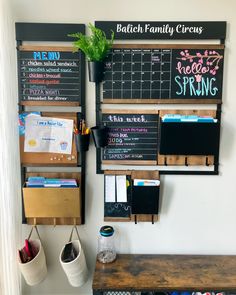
[105, 175, 116, 202]
[116, 175, 127, 202]
[24, 116, 73, 154]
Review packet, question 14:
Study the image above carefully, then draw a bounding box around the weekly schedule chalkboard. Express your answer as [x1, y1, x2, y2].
[102, 45, 224, 102]
[102, 113, 158, 163]
[19, 49, 83, 104]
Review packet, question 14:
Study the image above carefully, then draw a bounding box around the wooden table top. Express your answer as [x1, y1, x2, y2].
[92, 254, 236, 292]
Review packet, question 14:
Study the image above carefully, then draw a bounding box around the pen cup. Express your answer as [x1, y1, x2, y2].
[75, 133, 90, 152]
[91, 126, 109, 148]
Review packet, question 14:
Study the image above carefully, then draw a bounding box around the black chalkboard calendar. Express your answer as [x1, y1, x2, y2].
[102, 111, 159, 165]
[18, 47, 84, 106]
[102, 44, 224, 104]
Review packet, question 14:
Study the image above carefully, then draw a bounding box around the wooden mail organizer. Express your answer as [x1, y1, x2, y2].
[92, 254, 236, 294]
[23, 172, 82, 225]
[104, 170, 160, 223]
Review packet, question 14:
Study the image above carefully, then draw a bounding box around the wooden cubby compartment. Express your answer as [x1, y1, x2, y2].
[23, 172, 81, 225]
[104, 170, 160, 223]
[20, 112, 79, 167]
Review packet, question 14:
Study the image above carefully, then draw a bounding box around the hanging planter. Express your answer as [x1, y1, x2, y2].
[68, 23, 114, 83]
[88, 61, 104, 83]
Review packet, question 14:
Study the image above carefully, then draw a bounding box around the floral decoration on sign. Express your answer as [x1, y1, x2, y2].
[177, 49, 223, 76]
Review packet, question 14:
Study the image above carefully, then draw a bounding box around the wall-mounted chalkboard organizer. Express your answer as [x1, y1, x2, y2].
[18, 46, 83, 106]
[16, 23, 87, 225]
[104, 170, 159, 223]
[102, 44, 224, 104]
[157, 109, 218, 166]
[23, 172, 82, 225]
[19, 112, 79, 167]
[102, 110, 159, 165]
[94, 21, 226, 175]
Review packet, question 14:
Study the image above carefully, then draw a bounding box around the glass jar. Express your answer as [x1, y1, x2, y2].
[97, 226, 116, 263]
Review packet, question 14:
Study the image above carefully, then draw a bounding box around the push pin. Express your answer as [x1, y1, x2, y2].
[71, 155, 75, 160]
[67, 156, 72, 161]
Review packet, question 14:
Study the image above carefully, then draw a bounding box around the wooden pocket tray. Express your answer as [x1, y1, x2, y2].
[159, 121, 220, 155]
[23, 172, 81, 225]
[23, 187, 81, 218]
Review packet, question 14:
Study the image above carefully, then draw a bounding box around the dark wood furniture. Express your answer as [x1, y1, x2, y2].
[92, 254, 236, 294]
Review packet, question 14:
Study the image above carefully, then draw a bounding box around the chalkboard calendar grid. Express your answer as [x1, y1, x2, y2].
[102, 45, 224, 102]
[103, 48, 172, 100]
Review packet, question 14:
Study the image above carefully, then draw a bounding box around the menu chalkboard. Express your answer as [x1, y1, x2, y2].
[102, 113, 158, 162]
[102, 45, 224, 102]
[19, 49, 83, 104]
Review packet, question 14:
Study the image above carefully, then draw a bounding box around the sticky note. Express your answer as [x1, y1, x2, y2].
[116, 175, 127, 202]
[105, 175, 116, 202]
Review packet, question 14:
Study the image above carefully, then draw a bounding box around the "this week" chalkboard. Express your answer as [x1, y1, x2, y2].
[102, 112, 159, 163]
[102, 45, 224, 103]
[19, 48, 83, 105]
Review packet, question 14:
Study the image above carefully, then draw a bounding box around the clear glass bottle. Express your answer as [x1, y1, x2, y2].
[97, 226, 116, 263]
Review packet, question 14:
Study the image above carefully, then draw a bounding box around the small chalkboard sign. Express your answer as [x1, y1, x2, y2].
[19, 48, 83, 105]
[104, 175, 131, 218]
[104, 203, 131, 218]
[102, 112, 158, 164]
[171, 48, 224, 99]
[102, 45, 224, 103]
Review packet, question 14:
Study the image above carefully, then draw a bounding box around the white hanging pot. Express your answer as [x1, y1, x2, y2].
[60, 226, 88, 287]
[18, 226, 47, 286]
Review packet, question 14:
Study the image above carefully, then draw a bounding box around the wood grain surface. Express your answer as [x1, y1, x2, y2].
[93, 254, 236, 292]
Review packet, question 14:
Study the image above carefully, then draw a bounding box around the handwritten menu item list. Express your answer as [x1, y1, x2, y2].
[102, 47, 224, 100]
[20, 50, 81, 103]
[102, 113, 158, 161]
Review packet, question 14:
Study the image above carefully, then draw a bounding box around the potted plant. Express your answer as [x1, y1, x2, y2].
[69, 23, 114, 82]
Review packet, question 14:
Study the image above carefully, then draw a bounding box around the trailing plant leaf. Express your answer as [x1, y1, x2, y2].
[68, 23, 114, 61]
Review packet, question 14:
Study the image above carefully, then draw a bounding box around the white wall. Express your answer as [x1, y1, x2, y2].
[11, 0, 236, 294]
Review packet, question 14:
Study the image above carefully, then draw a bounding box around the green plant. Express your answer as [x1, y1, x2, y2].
[68, 23, 114, 62]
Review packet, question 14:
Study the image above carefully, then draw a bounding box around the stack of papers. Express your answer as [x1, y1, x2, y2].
[133, 179, 160, 186]
[162, 114, 217, 123]
[26, 177, 78, 188]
